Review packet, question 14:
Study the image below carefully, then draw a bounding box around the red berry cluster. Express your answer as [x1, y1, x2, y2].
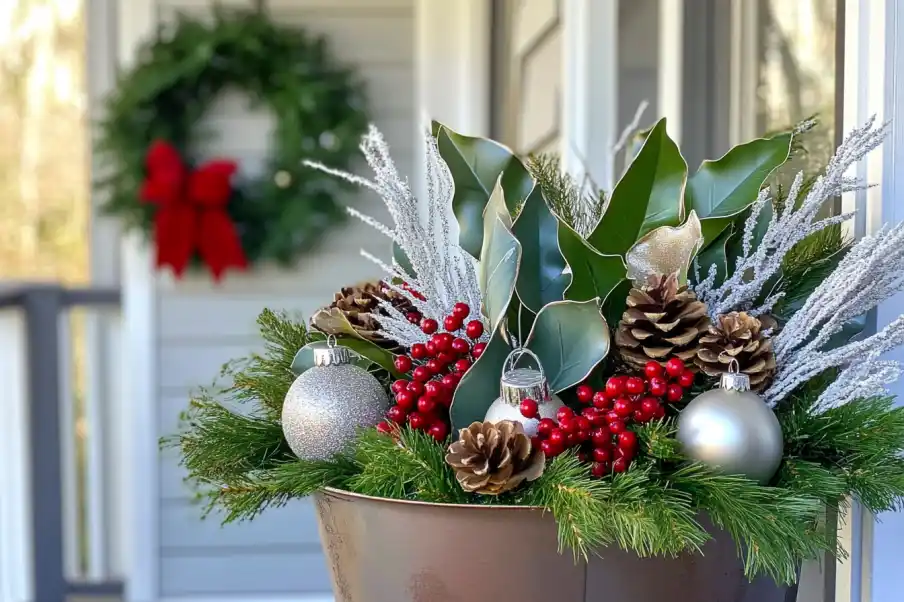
[518, 357, 694, 477]
[376, 302, 487, 442]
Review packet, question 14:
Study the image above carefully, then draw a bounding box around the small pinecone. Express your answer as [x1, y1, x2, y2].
[445, 420, 545, 495]
[694, 312, 777, 390]
[312, 281, 417, 350]
[615, 273, 710, 370]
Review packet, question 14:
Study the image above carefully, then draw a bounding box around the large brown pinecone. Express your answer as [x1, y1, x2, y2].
[694, 311, 777, 390]
[615, 273, 710, 370]
[445, 420, 545, 495]
[311, 281, 417, 350]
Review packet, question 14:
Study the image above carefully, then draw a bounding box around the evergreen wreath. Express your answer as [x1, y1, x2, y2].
[96, 9, 368, 278]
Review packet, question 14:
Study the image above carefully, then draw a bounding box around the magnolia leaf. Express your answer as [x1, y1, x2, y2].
[392, 240, 416, 278]
[449, 330, 511, 432]
[589, 118, 687, 255]
[434, 124, 532, 257]
[309, 308, 402, 377]
[512, 186, 568, 311]
[625, 210, 703, 284]
[558, 220, 627, 303]
[687, 131, 792, 247]
[479, 213, 522, 331]
[524, 299, 611, 392]
[290, 340, 372, 375]
[601, 279, 632, 332]
[693, 225, 735, 285]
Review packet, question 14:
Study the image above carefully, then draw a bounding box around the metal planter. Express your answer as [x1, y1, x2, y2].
[314, 487, 798, 602]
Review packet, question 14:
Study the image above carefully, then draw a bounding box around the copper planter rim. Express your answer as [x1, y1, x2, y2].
[320, 486, 544, 511]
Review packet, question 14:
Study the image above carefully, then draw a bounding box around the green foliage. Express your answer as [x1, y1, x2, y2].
[526, 153, 606, 236]
[557, 220, 627, 303]
[512, 185, 569, 312]
[96, 9, 368, 266]
[449, 330, 510, 429]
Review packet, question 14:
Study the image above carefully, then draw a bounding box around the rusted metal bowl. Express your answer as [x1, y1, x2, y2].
[314, 487, 797, 602]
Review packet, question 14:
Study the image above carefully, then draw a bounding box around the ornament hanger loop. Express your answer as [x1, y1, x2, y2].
[728, 358, 740, 374]
[502, 347, 545, 379]
[326, 334, 338, 348]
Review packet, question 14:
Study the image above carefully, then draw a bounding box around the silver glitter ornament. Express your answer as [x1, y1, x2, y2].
[676, 361, 783, 484]
[484, 349, 565, 437]
[281, 338, 390, 461]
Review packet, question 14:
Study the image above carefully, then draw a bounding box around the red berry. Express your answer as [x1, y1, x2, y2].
[665, 357, 685, 377]
[678, 370, 695, 388]
[394, 355, 413, 373]
[408, 411, 428, 430]
[537, 418, 556, 438]
[612, 457, 629, 473]
[541, 440, 562, 457]
[592, 391, 612, 410]
[425, 340, 438, 356]
[666, 384, 684, 403]
[420, 318, 438, 335]
[605, 377, 625, 397]
[433, 351, 453, 367]
[613, 397, 633, 418]
[410, 343, 428, 359]
[578, 451, 590, 463]
[556, 406, 575, 422]
[576, 385, 594, 404]
[386, 405, 407, 423]
[451, 337, 470, 354]
[617, 431, 637, 451]
[577, 430, 591, 443]
[407, 312, 422, 325]
[566, 432, 581, 447]
[559, 416, 576, 434]
[592, 447, 612, 463]
[444, 315, 463, 332]
[633, 409, 647, 423]
[396, 390, 416, 409]
[548, 429, 566, 446]
[465, 320, 484, 340]
[391, 379, 408, 394]
[653, 404, 666, 420]
[471, 342, 487, 359]
[424, 380, 443, 398]
[608, 419, 627, 434]
[640, 396, 660, 416]
[412, 366, 431, 382]
[452, 302, 471, 319]
[435, 333, 454, 352]
[648, 376, 668, 397]
[427, 421, 448, 441]
[454, 359, 471, 373]
[407, 381, 424, 396]
[644, 361, 664, 379]
[441, 373, 459, 388]
[376, 421, 394, 434]
[591, 428, 611, 447]
[417, 396, 436, 414]
[591, 462, 608, 478]
[625, 376, 646, 395]
[520, 398, 539, 419]
[582, 407, 604, 427]
[426, 359, 443, 375]
[606, 410, 621, 423]
[575, 416, 592, 432]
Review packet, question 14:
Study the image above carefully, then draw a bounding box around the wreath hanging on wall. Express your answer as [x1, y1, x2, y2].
[96, 9, 368, 280]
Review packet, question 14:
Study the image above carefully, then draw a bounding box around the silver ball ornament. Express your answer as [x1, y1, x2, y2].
[281, 341, 390, 461]
[484, 349, 565, 437]
[676, 367, 783, 484]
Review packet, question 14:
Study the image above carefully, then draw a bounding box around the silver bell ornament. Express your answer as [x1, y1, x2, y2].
[281, 337, 390, 461]
[484, 348, 565, 437]
[676, 360, 783, 484]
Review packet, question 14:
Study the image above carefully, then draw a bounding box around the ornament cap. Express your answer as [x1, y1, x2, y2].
[500, 348, 551, 406]
[312, 336, 352, 367]
[719, 359, 751, 392]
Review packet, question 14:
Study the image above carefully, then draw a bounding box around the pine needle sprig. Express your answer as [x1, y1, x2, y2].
[527, 153, 606, 237]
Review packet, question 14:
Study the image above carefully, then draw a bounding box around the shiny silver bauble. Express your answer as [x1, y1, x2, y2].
[281, 344, 390, 461]
[676, 376, 783, 485]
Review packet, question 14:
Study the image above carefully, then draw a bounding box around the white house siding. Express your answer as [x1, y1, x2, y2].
[149, 0, 416, 597]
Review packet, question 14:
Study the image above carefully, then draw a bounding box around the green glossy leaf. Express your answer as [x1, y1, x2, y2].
[558, 220, 627, 302]
[309, 308, 402, 377]
[435, 124, 533, 257]
[693, 225, 735, 285]
[449, 330, 511, 432]
[687, 132, 792, 246]
[512, 186, 569, 311]
[290, 340, 372, 375]
[479, 213, 522, 331]
[524, 300, 611, 392]
[589, 118, 687, 254]
[601, 279, 632, 331]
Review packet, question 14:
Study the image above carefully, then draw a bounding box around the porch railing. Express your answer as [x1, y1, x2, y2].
[0, 284, 124, 602]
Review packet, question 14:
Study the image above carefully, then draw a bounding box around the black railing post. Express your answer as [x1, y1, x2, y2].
[21, 285, 67, 602]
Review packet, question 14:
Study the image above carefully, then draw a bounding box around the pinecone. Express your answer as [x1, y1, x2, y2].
[694, 312, 777, 390]
[445, 420, 545, 495]
[615, 273, 710, 370]
[311, 281, 418, 350]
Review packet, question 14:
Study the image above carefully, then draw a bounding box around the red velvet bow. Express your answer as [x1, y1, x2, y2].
[140, 140, 248, 281]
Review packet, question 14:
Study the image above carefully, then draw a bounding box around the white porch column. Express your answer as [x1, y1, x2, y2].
[560, 0, 619, 191]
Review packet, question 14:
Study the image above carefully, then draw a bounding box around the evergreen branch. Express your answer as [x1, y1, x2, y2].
[527, 154, 605, 237]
